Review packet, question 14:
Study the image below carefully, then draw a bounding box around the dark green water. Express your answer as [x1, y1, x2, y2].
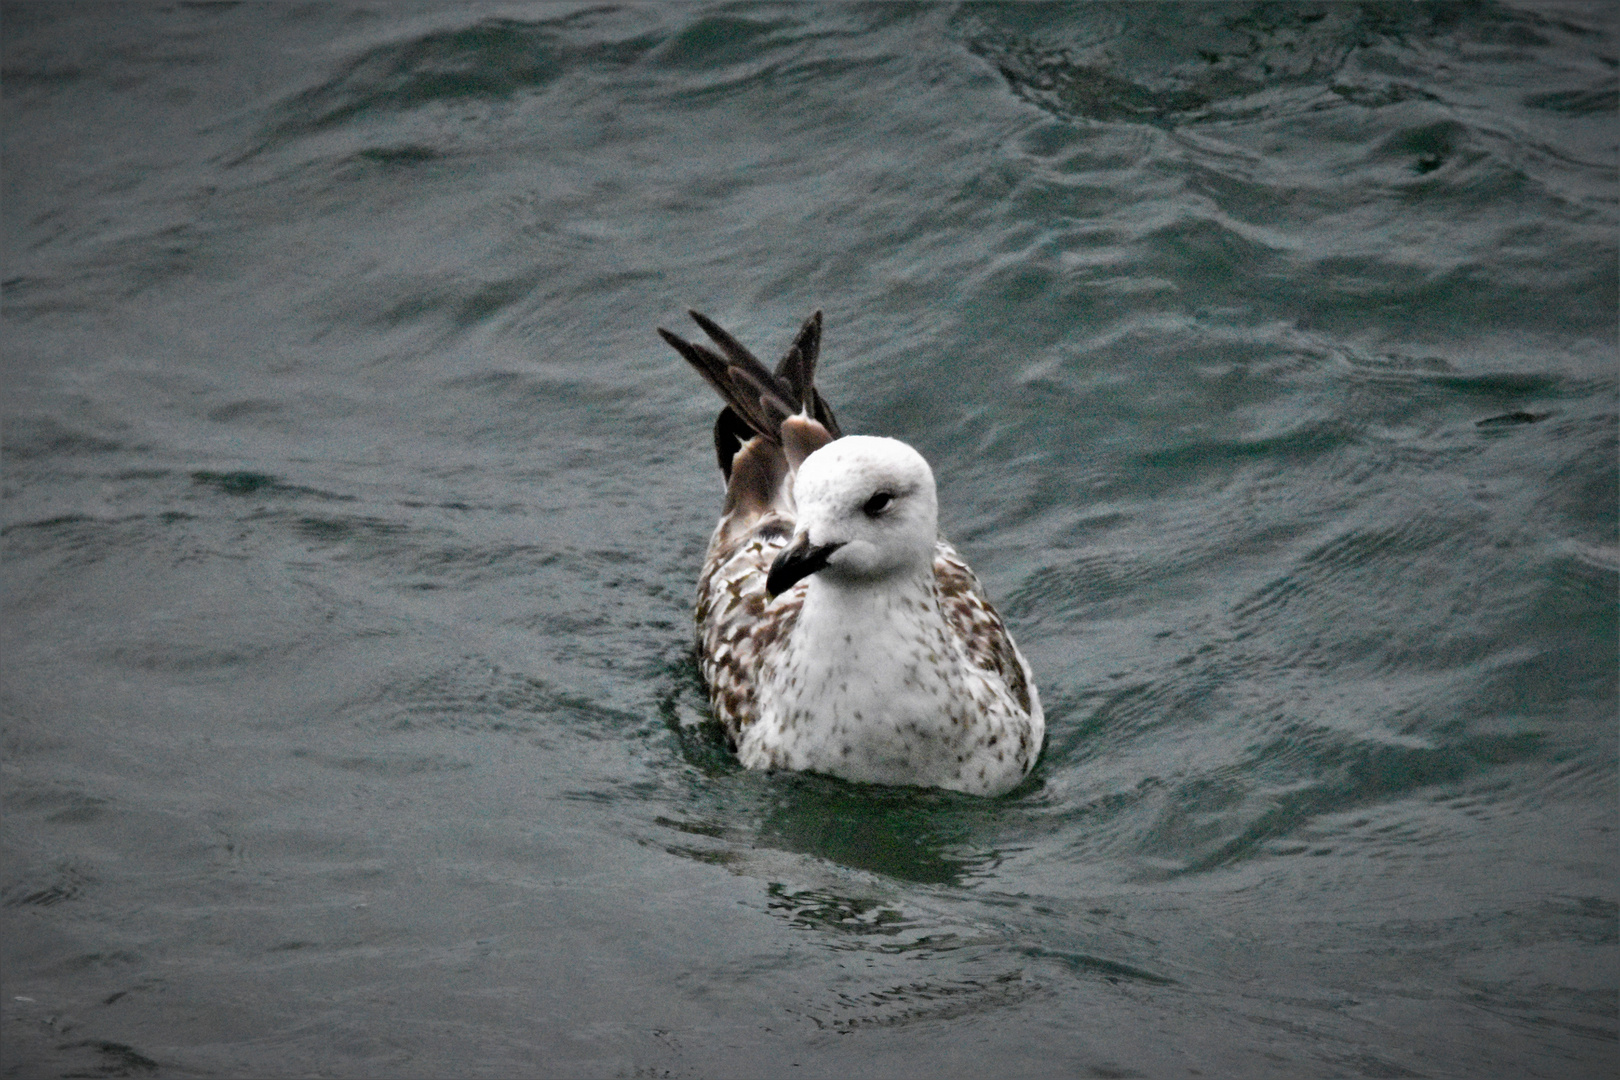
[3, 3, 1615, 1077]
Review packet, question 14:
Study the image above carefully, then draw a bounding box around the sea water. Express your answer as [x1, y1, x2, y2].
[3, 3, 1615, 1076]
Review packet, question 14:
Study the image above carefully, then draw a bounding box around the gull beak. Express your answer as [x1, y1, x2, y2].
[766, 534, 844, 598]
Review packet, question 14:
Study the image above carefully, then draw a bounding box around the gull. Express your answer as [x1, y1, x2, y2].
[658, 311, 1043, 797]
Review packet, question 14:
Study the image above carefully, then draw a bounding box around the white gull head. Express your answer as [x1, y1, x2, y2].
[767, 436, 939, 596]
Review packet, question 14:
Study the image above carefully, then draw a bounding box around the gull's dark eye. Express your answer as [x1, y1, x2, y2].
[862, 491, 893, 517]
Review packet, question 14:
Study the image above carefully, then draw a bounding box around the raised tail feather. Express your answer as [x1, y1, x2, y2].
[658, 310, 841, 481]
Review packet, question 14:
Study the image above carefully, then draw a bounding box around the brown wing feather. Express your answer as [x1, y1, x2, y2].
[932, 541, 1034, 714]
[693, 512, 802, 744]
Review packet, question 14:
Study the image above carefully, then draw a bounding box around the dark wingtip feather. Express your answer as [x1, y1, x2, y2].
[689, 310, 763, 371]
[811, 389, 841, 438]
[798, 310, 822, 385]
[688, 312, 801, 430]
[713, 406, 753, 479]
[729, 363, 796, 429]
[660, 326, 741, 412]
[793, 311, 839, 437]
[773, 310, 823, 415]
[661, 309, 842, 467]
[659, 324, 779, 443]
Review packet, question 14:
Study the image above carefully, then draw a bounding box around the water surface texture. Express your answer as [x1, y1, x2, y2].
[3, 3, 1616, 1077]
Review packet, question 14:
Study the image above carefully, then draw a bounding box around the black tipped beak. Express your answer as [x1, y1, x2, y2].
[766, 536, 843, 598]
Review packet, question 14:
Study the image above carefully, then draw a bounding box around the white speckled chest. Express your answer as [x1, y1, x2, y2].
[738, 575, 1033, 796]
